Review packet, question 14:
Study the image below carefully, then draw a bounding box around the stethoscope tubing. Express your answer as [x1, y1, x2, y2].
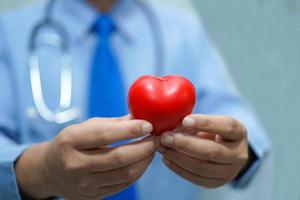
[28, 0, 164, 123]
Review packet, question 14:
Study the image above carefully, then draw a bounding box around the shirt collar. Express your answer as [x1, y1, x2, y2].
[54, 0, 139, 43]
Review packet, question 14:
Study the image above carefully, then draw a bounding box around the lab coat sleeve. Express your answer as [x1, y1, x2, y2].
[0, 21, 32, 199]
[185, 16, 271, 188]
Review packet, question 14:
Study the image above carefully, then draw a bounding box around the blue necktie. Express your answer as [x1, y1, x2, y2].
[88, 15, 137, 200]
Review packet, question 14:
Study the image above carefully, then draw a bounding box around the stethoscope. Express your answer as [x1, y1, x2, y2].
[28, 0, 164, 124]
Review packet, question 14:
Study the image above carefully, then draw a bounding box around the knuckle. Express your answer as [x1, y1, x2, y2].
[128, 122, 142, 135]
[65, 160, 84, 173]
[58, 130, 74, 148]
[173, 135, 188, 151]
[226, 117, 238, 134]
[201, 117, 211, 128]
[237, 151, 249, 165]
[67, 124, 81, 133]
[124, 167, 138, 181]
[76, 182, 90, 192]
[63, 155, 86, 173]
[113, 149, 128, 166]
[207, 147, 221, 161]
[99, 132, 110, 145]
[196, 162, 210, 174]
[86, 118, 107, 131]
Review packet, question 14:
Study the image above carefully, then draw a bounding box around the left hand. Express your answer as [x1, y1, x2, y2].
[159, 114, 249, 188]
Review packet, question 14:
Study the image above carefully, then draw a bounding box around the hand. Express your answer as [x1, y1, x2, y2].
[16, 116, 158, 200]
[159, 114, 248, 188]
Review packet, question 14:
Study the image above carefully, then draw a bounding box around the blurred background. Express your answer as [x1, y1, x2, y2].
[1, 0, 299, 199]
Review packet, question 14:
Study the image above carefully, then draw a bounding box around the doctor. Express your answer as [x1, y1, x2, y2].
[0, 0, 270, 199]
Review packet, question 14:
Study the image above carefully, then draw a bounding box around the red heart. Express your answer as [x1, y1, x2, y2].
[128, 75, 196, 136]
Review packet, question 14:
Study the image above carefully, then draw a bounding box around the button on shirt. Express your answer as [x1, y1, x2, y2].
[0, 0, 270, 199]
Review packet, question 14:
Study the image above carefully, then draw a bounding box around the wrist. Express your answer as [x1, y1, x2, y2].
[15, 142, 54, 199]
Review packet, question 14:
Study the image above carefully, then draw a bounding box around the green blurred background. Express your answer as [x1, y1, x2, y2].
[1, 0, 299, 199]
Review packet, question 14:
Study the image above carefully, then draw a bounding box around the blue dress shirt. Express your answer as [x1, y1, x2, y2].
[0, 0, 270, 199]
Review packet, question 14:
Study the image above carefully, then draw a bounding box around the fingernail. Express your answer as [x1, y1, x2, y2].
[162, 135, 174, 145]
[183, 117, 196, 127]
[142, 122, 153, 134]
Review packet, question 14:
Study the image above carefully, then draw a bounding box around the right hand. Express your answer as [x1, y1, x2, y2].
[16, 116, 158, 200]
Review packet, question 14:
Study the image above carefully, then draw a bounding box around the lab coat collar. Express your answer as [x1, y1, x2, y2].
[54, 0, 138, 43]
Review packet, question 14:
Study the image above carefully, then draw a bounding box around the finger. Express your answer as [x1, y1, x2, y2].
[161, 132, 237, 163]
[182, 114, 247, 141]
[118, 114, 133, 121]
[81, 115, 131, 123]
[82, 182, 133, 200]
[71, 118, 153, 149]
[163, 158, 226, 189]
[68, 154, 153, 200]
[90, 154, 154, 187]
[196, 132, 217, 141]
[161, 148, 235, 179]
[84, 136, 159, 171]
[173, 129, 217, 141]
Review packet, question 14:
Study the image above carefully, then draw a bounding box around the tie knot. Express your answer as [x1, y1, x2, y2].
[94, 15, 116, 37]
